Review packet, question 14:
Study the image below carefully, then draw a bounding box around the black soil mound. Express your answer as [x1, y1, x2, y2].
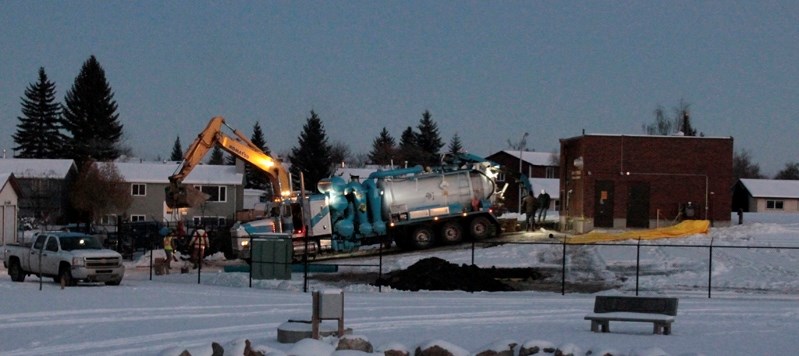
[374, 257, 546, 292]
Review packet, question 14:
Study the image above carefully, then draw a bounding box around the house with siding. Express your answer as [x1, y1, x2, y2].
[732, 179, 799, 213]
[485, 150, 560, 213]
[106, 162, 245, 227]
[0, 158, 77, 224]
[0, 173, 22, 245]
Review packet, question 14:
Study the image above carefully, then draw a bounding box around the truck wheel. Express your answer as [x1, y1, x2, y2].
[9, 260, 25, 282]
[469, 216, 491, 240]
[440, 222, 463, 244]
[59, 267, 76, 287]
[410, 226, 435, 249]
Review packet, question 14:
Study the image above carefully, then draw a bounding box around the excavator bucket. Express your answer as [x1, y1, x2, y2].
[165, 183, 209, 209]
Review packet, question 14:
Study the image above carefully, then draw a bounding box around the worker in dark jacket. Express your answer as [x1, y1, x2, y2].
[523, 193, 538, 231]
[537, 189, 551, 223]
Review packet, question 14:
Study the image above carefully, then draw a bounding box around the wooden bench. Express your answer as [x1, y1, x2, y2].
[584, 296, 678, 335]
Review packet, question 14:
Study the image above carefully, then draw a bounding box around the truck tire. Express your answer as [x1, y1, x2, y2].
[410, 226, 435, 250]
[469, 216, 491, 240]
[439, 222, 463, 244]
[8, 260, 25, 282]
[59, 267, 76, 287]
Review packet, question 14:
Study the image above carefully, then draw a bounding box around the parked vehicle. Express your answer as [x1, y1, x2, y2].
[3, 232, 125, 286]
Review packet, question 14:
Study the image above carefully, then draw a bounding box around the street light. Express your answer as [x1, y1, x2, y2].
[518, 132, 529, 214]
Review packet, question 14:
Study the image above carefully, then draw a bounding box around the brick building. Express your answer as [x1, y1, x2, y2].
[559, 134, 733, 233]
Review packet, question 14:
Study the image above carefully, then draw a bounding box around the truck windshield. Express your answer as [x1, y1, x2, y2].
[59, 236, 102, 251]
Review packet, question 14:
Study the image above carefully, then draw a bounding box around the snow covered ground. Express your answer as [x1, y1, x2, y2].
[1, 213, 799, 355]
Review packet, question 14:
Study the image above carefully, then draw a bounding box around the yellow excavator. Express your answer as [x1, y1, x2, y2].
[165, 116, 292, 209]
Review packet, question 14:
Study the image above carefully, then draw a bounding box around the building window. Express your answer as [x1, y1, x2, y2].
[193, 185, 227, 203]
[496, 172, 506, 182]
[132, 184, 146, 196]
[130, 214, 146, 222]
[545, 167, 555, 179]
[100, 214, 118, 225]
[766, 200, 784, 210]
[193, 216, 226, 227]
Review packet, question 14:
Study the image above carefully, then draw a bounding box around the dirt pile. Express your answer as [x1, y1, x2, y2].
[374, 257, 546, 292]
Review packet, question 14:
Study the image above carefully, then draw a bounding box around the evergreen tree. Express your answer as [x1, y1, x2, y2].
[448, 133, 464, 156]
[415, 110, 444, 167]
[170, 136, 183, 161]
[13, 67, 64, 158]
[208, 145, 225, 165]
[732, 149, 764, 180]
[775, 162, 799, 180]
[675, 101, 697, 136]
[398, 126, 420, 167]
[368, 127, 396, 165]
[288, 111, 333, 192]
[246, 122, 271, 190]
[61, 55, 123, 165]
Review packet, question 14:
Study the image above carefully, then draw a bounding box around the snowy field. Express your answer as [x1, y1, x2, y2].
[1, 213, 799, 355]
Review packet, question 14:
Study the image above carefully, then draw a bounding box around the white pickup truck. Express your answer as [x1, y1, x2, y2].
[3, 231, 125, 286]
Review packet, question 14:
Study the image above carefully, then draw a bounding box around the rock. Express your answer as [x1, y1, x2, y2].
[473, 339, 517, 356]
[244, 339, 266, 356]
[179, 350, 191, 356]
[337, 335, 374, 353]
[211, 342, 224, 356]
[414, 339, 469, 356]
[519, 340, 556, 355]
[554, 343, 581, 356]
[378, 342, 410, 356]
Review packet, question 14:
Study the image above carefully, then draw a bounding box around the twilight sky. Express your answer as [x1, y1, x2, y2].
[1, 1, 797, 176]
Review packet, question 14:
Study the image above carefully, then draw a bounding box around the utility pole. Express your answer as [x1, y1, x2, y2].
[518, 132, 528, 214]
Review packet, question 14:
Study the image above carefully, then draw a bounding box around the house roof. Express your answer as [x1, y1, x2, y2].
[501, 150, 557, 166]
[739, 179, 799, 199]
[0, 173, 22, 197]
[0, 158, 76, 179]
[111, 162, 243, 185]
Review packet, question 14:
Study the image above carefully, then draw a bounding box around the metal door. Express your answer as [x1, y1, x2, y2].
[626, 182, 650, 228]
[594, 181, 614, 228]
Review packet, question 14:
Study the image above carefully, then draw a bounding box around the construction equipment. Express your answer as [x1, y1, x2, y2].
[165, 116, 292, 209]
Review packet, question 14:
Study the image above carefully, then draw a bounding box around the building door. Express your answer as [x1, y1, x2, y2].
[626, 182, 650, 228]
[594, 181, 614, 228]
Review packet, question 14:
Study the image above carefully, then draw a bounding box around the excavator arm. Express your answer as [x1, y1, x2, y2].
[166, 116, 292, 209]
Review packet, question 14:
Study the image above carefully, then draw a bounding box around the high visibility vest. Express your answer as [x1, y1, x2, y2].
[192, 230, 208, 248]
[163, 235, 174, 251]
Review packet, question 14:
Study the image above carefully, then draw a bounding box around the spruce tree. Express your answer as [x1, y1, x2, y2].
[448, 133, 464, 156]
[415, 110, 444, 167]
[246, 122, 271, 190]
[170, 136, 183, 161]
[62, 55, 123, 165]
[398, 126, 420, 167]
[288, 111, 333, 192]
[368, 127, 396, 165]
[208, 145, 225, 165]
[13, 67, 64, 158]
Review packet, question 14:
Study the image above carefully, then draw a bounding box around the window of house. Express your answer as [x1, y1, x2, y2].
[766, 200, 784, 210]
[100, 214, 118, 225]
[496, 172, 506, 182]
[131, 184, 146, 196]
[130, 215, 146, 222]
[193, 185, 227, 203]
[545, 167, 555, 179]
[193, 216, 226, 227]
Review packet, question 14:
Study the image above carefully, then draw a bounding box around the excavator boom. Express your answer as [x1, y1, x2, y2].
[166, 116, 292, 209]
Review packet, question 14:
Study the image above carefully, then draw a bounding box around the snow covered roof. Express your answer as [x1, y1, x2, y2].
[333, 166, 381, 180]
[739, 178, 799, 199]
[503, 150, 557, 166]
[110, 162, 243, 185]
[528, 178, 560, 197]
[0, 158, 76, 179]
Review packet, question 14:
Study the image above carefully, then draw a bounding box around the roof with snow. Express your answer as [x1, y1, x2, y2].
[739, 178, 799, 199]
[502, 150, 557, 166]
[110, 162, 243, 185]
[0, 173, 20, 195]
[333, 166, 381, 180]
[0, 158, 76, 179]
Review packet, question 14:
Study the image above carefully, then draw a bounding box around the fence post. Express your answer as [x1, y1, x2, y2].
[561, 237, 566, 295]
[636, 237, 641, 296]
[708, 237, 714, 298]
[248, 235, 253, 288]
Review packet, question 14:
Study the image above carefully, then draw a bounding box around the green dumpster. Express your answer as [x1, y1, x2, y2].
[251, 234, 292, 280]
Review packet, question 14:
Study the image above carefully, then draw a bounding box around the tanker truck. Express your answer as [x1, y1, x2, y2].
[239, 153, 504, 253]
